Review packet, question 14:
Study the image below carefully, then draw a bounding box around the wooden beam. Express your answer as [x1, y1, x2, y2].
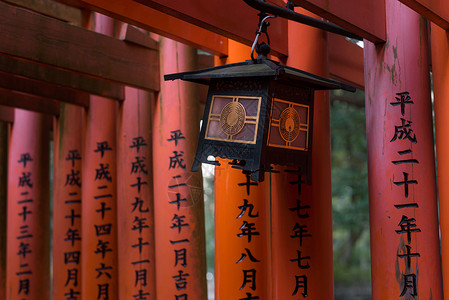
[291, 0, 386, 43]
[0, 55, 124, 101]
[57, 0, 228, 56]
[4, 0, 82, 25]
[0, 2, 160, 91]
[0, 106, 14, 123]
[0, 71, 90, 107]
[119, 24, 159, 50]
[398, 0, 449, 29]
[0, 87, 60, 115]
[135, 0, 288, 57]
[328, 35, 364, 89]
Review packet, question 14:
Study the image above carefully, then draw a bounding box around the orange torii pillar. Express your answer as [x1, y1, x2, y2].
[364, 0, 443, 298]
[153, 37, 207, 300]
[6, 109, 51, 299]
[0, 121, 7, 299]
[81, 14, 118, 300]
[52, 104, 84, 299]
[214, 40, 272, 300]
[430, 23, 449, 297]
[271, 9, 333, 299]
[117, 87, 156, 299]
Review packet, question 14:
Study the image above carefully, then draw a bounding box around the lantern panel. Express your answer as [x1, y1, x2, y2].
[234, 123, 257, 142]
[239, 97, 260, 116]
[207, 120, 228, 140]
[210, 96, 230, 114]
[205, 95, 262, 144]
[267, 98, 310, 151]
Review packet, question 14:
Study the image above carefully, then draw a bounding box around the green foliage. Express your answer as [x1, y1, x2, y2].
[330, 91, 371, 286]
[202, 164, 215, 274]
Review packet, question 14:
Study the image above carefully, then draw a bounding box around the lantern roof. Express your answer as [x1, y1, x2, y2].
[164, 58, 356, 92]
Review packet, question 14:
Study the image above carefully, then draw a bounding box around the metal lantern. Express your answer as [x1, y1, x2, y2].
[165, 58, 355, 182]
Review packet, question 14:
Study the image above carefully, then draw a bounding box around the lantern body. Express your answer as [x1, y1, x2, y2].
[165, 59, 353, 182]
[193, 77, 313, 182]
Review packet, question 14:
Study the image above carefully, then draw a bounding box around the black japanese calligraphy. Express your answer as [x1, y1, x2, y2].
[130, 137, 147, 153]
[237, 221, 260, 243]
[290, 223, 311, 246]
[94, 142, 112, 158]
[292, 275, 308, 297]
[172, 270, 189, 290]
[167, 130, 186, 146]
[240, 269, 257, 291]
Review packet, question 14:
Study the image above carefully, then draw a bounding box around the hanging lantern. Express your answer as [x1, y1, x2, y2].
[165, 57, 355, 182]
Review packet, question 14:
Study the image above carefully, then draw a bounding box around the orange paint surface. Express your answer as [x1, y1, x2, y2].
[215, 161, 272, 300]
[293, 0, 386, 43]
[81, 95, 118, 300]
[214, 40, 272, 300]
[430, 23, 449, 299]
[399, 0, 449, 29]
[69, 0, 228, 56]
[81, 14, 118, 300]
[271, 8, 334, 299]
[52, 104, 84, 299]
[364, 0, 443, 298]
[6, 109, 51, 299]
[0, 121, 7, 300]
[117, 87, 156, 299]
[153, 37, 207, 299]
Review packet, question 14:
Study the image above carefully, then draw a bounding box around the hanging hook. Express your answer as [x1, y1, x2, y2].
[244, 0, 362, 41]
[250, 14, 276, 61]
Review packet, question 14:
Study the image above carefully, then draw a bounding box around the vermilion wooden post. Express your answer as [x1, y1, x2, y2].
[153, 37, 207, 300]
[52, 104, 84, 299]
[117, 87, 156, 299]
[430, 23, 449, 298]
[214, 40, 272, 300]
[81, 95, 118, 300]
[0, 121, 7, 299]
[364, 0, 443, 298]
[81, 14, 118, 300]
[6, 109, 51, 299]
[270, 8, 334, 299]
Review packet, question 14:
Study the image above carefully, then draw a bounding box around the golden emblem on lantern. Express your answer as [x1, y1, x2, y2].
[220, 101, 246, 136]
[205, 95, 261, 144]
[268, 98, 310, 151]
[279, 107, 300, 142]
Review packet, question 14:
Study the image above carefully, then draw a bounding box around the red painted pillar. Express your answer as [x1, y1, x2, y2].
[81, 14, 118, 300]
[214, 40, 272, 300]
[6, 109, 51, 299]
[153, 37, 207, 300]
[117, 87, 156, 299]
[0, 121, 7, 299]
[81, 96, 118, 300]
[271, 8, 333, 299]
[430, 23, 449, 298]
[52, 104, 84, 299]
[364, 0, 443, 298]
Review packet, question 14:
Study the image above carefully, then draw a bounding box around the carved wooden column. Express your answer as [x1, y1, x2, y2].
[0, 120, 7, 299]
[117, 87, 156, 299]
[6, 109, 51, 299]
[214, 40, 272, 300]
[153, 37, 207, 300]
[430, 21, 449, 298]
[364, 0, 443, 298]
[81, 14, 119, 300]
[271, 8, 334, 299]
[52, 104, 84, 299]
